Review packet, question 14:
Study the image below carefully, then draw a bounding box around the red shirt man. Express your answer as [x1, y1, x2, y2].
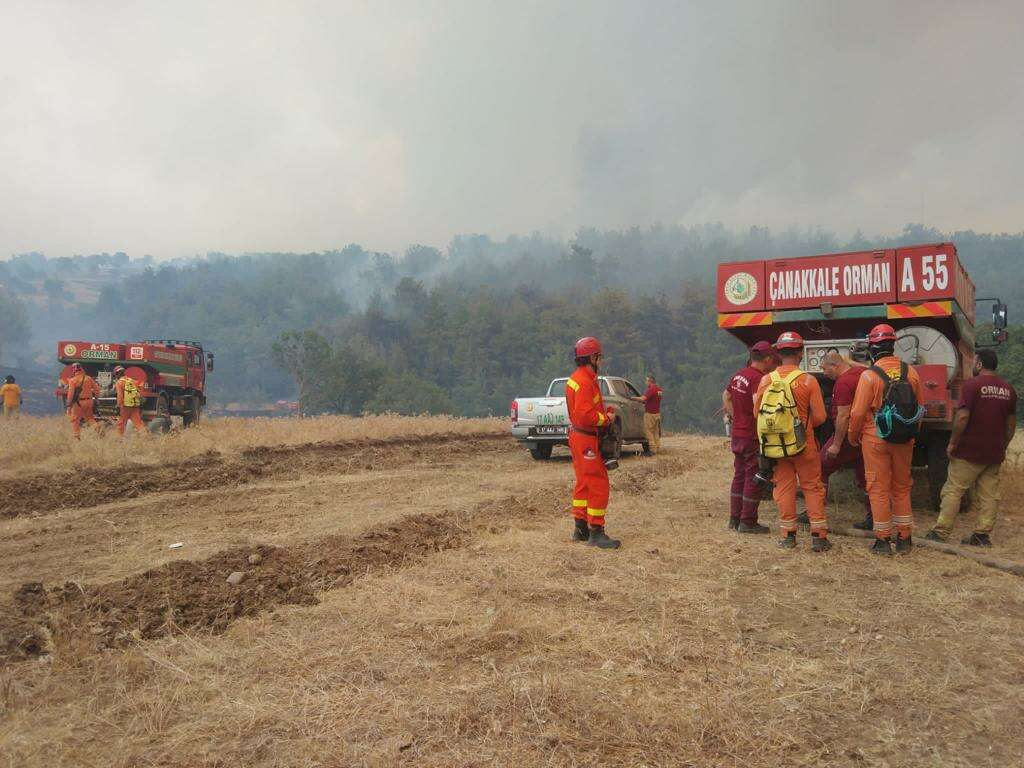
[819, 352, 871, 526]
[642, 380, 662, 414]
[633, 375, 665, 454]
[723, 341, 775, 531]
[929, 349, 1018, 545]
[952, 374, 1018, 465]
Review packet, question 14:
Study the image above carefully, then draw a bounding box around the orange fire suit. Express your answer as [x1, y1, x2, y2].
[566, 365, 611, 527]
[753, 365, 828, 537]
[66, 373, 101, 438]
[849, 357, 923, 541]
[115, 376, 145, 436]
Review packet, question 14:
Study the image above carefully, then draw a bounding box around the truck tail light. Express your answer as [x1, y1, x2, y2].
[510, 400, 518, 424]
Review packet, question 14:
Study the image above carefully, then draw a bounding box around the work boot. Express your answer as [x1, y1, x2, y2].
[737, 521, 770, 534]
[796, 511, 810, 526]
[727, 517, 739, 531]
[961, 532, 992, 547]
[778, 532, 797, 549]
[852, 515, 873, 531]
[811, 534, 832, 553]
[870, 538, 893, 556]
[587, 526, 621, 550]
[923, 530, 946, 542]
[895, 535, 913, 554]
[572, 519, 589, 542]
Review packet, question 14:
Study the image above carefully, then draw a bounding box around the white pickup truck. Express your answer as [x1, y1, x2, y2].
[510, 376, 650, 460]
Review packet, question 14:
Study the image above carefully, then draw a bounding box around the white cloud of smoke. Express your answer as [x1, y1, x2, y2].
[1, 0, 1022, 259]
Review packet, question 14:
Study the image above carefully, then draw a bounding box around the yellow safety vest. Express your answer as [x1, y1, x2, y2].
[122, 377, 142, 408]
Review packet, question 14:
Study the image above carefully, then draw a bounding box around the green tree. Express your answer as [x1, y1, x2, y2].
[368, 372, 455, 415]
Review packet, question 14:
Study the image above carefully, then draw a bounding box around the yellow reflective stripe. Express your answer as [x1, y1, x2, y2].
[567, 378, 581, 392]
[572, 499, 588, 507]
[592, 394, 600, 404]
[587, 508, 606, 517]
[596, 412, 606, 426]
[782, 369, 805, 386]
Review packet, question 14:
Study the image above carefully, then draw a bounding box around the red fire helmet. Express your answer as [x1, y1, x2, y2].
[867, 324, 897, 344]
[70, 363, 83, 373]
[113, 365, 126, 374]
[774, 331, 805, 350]
[574, 336, 603, 358]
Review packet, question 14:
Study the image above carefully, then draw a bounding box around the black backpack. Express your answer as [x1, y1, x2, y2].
[869, 362, 924, 443]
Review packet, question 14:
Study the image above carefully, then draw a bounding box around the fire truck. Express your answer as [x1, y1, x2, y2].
[56, 340, 214, 432]
[716, 242, 1008, 509]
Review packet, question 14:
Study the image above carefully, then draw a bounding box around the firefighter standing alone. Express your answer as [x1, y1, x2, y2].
[567, 336, 621, 549]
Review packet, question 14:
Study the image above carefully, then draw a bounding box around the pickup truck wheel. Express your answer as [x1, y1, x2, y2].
[608, 420, 623, 461]
[529, 443, 553, 460]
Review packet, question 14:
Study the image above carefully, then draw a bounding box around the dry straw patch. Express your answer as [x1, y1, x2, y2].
[0, 414, 505, 480]
[2, 435, 1024, 766]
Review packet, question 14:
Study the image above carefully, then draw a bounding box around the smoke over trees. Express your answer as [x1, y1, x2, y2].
[6, 223, 1021, 429]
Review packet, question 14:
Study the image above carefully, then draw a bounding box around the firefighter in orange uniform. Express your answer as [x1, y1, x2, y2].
[849, 324, 924, 555]
[567, 336, 620, 549]
[753, 331, 831, 551]
[114, 366, 146, 437]
[66, 363, 102, 439]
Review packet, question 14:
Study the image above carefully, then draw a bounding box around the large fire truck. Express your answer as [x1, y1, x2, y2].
[716, 242, 1008, 509]
[56, 340, 214, 432]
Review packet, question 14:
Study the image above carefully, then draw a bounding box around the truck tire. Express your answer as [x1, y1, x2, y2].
[149, 394, 172, 434]
[182, 398, 202, 428]
[529, 443, 553, 460]
[925, 431, 950, 513]
[608, 420, 624, 461]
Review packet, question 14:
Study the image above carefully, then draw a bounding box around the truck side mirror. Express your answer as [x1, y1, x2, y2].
[993, 302, 1008, 330]
[206, 352, 215, 372]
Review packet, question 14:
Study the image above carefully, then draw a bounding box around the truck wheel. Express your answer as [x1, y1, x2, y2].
[609, 420, 624, 461]
[182, 399, 202, 428]
[149, 394, 172, 434]
[529, 443, 553, 460]
[926, 432, 950, 512]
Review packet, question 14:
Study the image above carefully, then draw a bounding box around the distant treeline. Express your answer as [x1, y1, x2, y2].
[3, 223, 1024, 430]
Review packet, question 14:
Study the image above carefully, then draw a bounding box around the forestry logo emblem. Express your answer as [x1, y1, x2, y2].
[724, 272, 758, 306]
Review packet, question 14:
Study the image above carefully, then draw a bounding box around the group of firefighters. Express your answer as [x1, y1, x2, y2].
[564, 329, 1017, 554]
[63, 363, 146, 438]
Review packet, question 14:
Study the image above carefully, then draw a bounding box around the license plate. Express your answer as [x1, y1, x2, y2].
[536, 426, 567, 435]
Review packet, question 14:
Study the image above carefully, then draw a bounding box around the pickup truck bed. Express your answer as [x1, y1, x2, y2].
[511, 375, 650, 459]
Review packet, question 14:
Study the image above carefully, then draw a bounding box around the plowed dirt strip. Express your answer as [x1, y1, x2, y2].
[0, 454, 687, 665]
[0, 513, 465, 663]
[0, 433, 509, 519]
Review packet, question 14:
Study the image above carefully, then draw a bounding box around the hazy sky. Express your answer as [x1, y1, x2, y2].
[2, 0, 1022, 259]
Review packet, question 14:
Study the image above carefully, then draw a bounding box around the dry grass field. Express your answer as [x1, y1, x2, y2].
[2, 417, 1024, 767]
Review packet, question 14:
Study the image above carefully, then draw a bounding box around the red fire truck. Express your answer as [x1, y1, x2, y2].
[56, 340, 214, 431]
[717, 242, 1008, 508]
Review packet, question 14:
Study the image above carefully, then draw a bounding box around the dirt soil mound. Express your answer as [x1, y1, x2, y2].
[0, 433, 508, 520]
[1, 513, 464, 663]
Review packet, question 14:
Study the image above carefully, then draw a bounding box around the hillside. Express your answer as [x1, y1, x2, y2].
[3, 225, 1024, 431]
